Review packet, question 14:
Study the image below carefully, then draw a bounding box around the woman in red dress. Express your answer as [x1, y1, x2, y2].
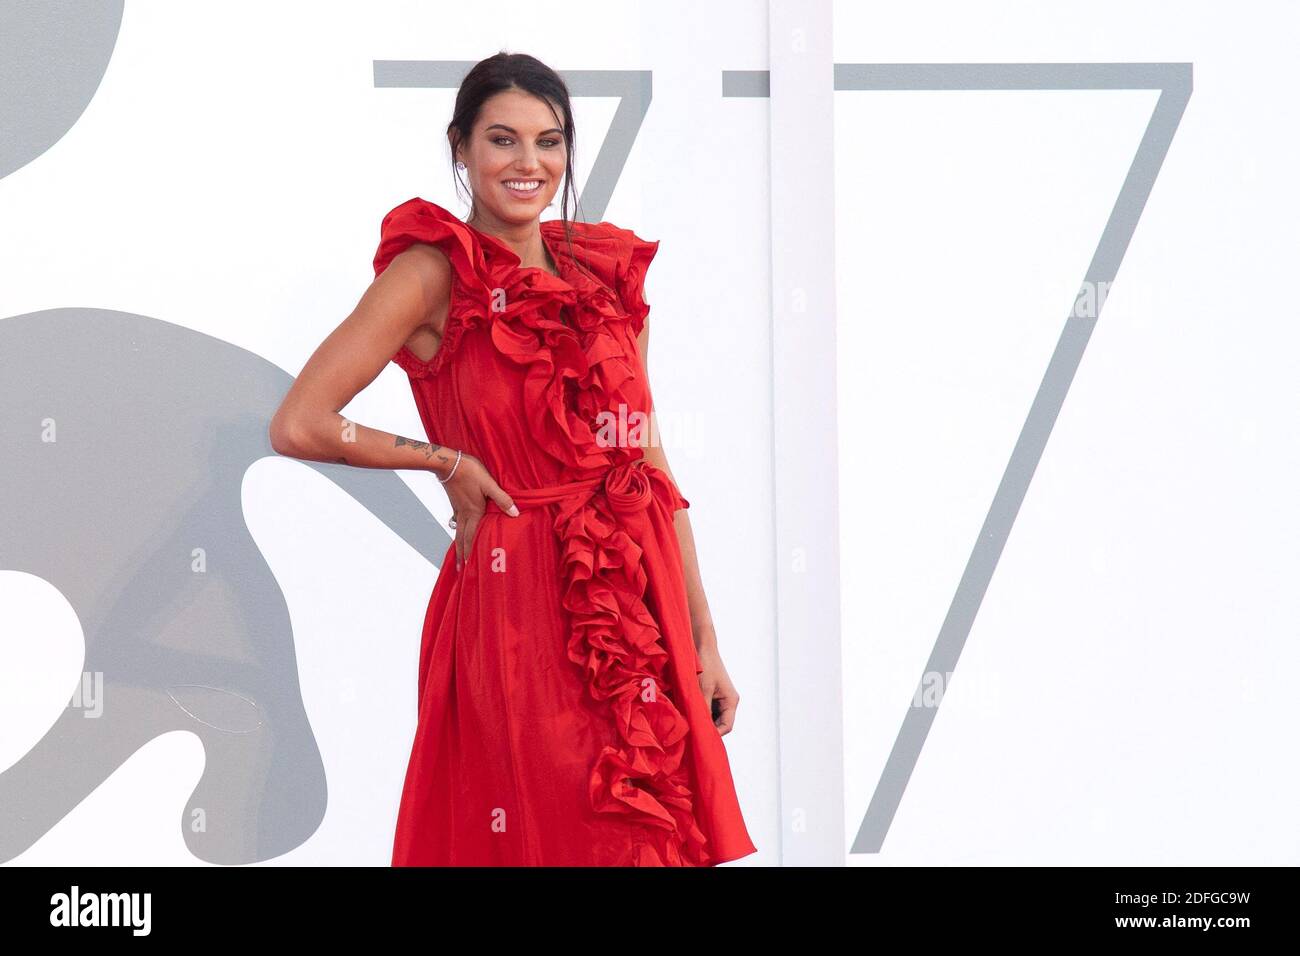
[269, 52, 756, 866]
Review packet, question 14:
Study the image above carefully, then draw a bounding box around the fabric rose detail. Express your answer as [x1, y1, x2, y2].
[602, 457, 655, 514]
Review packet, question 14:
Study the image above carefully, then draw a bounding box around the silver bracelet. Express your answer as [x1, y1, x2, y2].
[437, 449, 463, 484]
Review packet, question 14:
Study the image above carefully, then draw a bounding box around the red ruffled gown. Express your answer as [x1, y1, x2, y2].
[374, 197, 758, 866]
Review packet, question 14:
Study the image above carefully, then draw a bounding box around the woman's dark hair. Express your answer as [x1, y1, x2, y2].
[447, 52, 587, 267]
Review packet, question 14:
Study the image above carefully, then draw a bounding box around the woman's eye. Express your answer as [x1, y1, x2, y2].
[490, 136, 561, 148]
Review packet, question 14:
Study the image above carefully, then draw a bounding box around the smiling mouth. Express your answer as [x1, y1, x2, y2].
[503, 179, 544, 197]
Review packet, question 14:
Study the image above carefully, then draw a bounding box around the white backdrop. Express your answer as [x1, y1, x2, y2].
[834, 0, 1299, 865]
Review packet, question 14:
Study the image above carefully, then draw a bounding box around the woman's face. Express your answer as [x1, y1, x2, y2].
[455, 89, 567, 225]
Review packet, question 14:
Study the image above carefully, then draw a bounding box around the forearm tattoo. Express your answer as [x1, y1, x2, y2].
[394, 435, 445, 461]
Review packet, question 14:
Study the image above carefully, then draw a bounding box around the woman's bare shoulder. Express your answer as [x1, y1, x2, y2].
[377, 242, 454, 346]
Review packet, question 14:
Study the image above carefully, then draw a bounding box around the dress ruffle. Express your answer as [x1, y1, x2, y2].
[373, 197, 659, 382]
[374, 199, 490, 379]
[611, 227, 659, 338]
[551, 458, 707, 865]
[376, 198, 707, 865]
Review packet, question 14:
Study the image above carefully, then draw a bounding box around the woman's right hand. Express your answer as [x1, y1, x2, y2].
[439, 451, 519, 571]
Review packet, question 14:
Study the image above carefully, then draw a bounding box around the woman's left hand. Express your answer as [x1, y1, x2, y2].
[696, 641, 741, 735]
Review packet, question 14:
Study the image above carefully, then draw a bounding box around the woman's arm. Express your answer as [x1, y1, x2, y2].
[633, 322, 741, 734]
[268, 244, 460, 474]
[268, 243, 520, 571]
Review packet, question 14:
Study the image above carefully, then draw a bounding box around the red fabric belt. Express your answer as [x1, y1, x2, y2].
[487, 475, 604, 511]
[484, 457, 669, 515]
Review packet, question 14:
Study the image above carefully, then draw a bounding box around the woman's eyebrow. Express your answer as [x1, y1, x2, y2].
[484, 123, 564, 136]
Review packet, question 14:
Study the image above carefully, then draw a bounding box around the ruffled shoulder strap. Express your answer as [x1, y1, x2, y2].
[373, 197, 490, 378]
[544, 220, 660, 337]
[373, 196, 482, 281]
